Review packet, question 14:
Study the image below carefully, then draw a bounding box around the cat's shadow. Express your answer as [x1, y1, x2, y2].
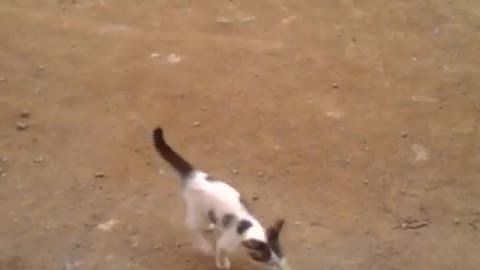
[182, 243, 265, 270]
[135, 239, 264, 270]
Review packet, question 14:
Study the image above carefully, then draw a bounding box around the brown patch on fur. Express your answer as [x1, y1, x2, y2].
[236, 219, 253, 234]
[205, 174, 216, 181]
[208, 209, 217, 224]
[242, 239, 271, 263]
[222, 213, 236, 227]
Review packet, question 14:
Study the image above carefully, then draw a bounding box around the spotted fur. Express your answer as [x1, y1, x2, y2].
[152, 127, 288, 269]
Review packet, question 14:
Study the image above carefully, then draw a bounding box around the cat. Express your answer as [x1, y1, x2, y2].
[152, 127, 288, 270]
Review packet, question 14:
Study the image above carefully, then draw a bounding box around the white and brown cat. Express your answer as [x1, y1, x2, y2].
[152, 127, 289, 269]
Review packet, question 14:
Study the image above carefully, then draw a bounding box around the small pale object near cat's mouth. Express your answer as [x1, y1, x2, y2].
[273, 259, 291, 270]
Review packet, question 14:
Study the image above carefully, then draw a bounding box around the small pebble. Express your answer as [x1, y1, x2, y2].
[453, 218, 460, 225]
[96, 219, 119, 231]
[232, 169, 239, 175]
[363, 179, 369, 184]
[175, 242, 182, 248]
[252, 195, 259, 201]
[16, 122, 29, 131]
[309, 221, 321, 226]
[0, 77, 6, 83]
[33, 156, 45, 163]
[257, 171, 264, 177]
[401, 131, 408, 138]
[167, 53, 183, 64]
[127, 225, 138, 235]
[201, 106, 208, 111]
[94, 171, 106, 178]
[1, 157, 7, 163]
[294, 221, 302, 226]
[216, 17, 233, 24]
[332, 83, 339, 89]
[193, 121, 200, 127]
[63, 260, 81, 270]
[20, 111, 31, 118]
[131, 239, 139, 248]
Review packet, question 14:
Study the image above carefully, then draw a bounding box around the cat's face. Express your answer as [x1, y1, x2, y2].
[242, 219, 286, 267]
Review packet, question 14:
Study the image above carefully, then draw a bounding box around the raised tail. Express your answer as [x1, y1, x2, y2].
[152, 127, 194, 179]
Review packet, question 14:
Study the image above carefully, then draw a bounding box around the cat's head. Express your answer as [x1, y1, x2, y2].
[242, 219, 287, 267]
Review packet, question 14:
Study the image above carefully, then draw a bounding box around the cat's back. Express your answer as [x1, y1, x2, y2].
[186, 172, 237, 195]
[185, 172, 243, 210]
[206, 180, 245, 216]
[209, 180, 240, 199]
[184, 171, 237, 196]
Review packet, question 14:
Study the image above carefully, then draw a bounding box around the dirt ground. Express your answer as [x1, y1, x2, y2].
[1, 1, 479, 270]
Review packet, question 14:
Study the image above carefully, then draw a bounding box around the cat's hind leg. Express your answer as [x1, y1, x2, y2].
[185, 207, 213, 255]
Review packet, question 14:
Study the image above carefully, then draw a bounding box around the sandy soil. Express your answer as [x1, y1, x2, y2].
[1, 1, 479, 270]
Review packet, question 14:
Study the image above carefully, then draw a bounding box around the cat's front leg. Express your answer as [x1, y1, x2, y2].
[215, 234, 234, 270]
[215, 246, 231, 270]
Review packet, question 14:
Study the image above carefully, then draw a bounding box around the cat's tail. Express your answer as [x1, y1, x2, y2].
[152, 127, 194, 179]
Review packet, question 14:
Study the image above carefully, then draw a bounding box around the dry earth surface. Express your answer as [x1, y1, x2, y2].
[1, 1, 480, 270]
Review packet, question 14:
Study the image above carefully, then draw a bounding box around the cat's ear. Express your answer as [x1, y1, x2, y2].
[273, 218, 285, 232]
[267, 218, 285, 239]
[266, 219, 286, 259]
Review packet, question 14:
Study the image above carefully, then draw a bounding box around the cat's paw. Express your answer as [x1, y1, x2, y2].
[193, 240, 214, 256]
[203, 223, 216, 233]
[216, 258, 231, 270]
